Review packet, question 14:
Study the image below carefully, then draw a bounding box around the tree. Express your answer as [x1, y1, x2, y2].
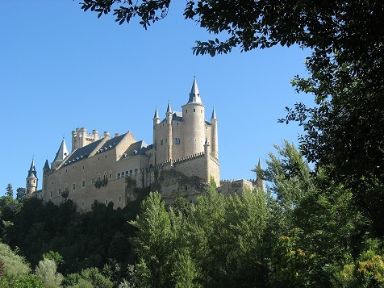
[35, 258, 63, 288]
[16, 188, 26, 201]
[5, 184, 13, 199]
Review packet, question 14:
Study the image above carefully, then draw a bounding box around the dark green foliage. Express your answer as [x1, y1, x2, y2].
[16, 188, 26, 200]
[0, 196, 142, 280]
[0, 274, 44, 288]
[63, 267, 113, 288]
[5, 184, 13, 199]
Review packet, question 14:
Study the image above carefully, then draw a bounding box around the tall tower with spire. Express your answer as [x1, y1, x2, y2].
[26, 159, 38, 195]
[182, 79, 206, 156]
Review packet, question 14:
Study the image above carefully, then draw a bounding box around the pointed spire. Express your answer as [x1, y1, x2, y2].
[53, 139, 69, 163]
[153, 108, 159, 119]
[28, 158, 37, 178]
[188, 78, 202, 104]
[211, 107, 217, 120]
[252, 159, 264, 191]
[166, 102, 172, 114]
[43, 159, 50, 172]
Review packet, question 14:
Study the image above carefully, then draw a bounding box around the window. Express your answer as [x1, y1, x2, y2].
[121, 171, 124, 177]
[117, 173, 120, 179]
[126, 171, 128, 176]
[130, 170, 133, 175]
[161, 139, 164, 145]
[73, 183, 76, 190]
[193, 109, 195, 112]
[83, 165, 85, 170]
[135, 169, 138, 174]
[82, 180, 85, 187]
[175, 138, 181, 145]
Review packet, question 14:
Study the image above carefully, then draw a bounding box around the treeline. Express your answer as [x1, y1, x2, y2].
[1, 142, 384, 287]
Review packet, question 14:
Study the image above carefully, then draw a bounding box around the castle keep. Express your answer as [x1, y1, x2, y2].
[31, 80, 221, 211]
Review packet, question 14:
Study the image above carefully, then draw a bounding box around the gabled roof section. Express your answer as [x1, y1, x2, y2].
[53, 139, 69, 163]
[188, 78, 202, 104]
[95, 133, 127, 154]
[122, 141, 148, 158]
[63, 138, 103, 167]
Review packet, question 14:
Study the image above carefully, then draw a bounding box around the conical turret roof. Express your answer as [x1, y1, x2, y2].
[188, 78, 202, 104]
[43, 159, 50, 171]
[211, 107, 217, 119]
[166, 102, 173, 114]
[153, 109, 159, 119]
[27, 159, 37, 178]
[53, 139, 69, 163]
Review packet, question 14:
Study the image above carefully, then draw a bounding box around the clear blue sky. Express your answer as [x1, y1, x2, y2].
[0, 1, 311, 195]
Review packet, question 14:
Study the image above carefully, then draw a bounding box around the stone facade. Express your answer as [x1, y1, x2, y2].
[36, 80, 222, 212]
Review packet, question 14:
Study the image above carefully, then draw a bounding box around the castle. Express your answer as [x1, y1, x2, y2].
[25, 80, 224, 211]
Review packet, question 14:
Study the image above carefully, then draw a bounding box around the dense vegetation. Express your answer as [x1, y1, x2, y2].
[1, 143, 384, 287]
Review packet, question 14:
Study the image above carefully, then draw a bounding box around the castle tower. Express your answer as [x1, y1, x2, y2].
[182, 79, 206, 156]
[26, 159, 38, 195]
[51, 139, 69, 169]
[211, 107, 218, 159]
[71, 128, 99, 152]
[166, 103, 173, 161]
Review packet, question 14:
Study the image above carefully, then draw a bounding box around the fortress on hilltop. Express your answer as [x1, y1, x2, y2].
[25, 80, 262, 211]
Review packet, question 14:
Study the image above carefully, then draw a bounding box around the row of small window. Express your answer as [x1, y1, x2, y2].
[117, 169, 138, 179]
[160, 138, 181, 145]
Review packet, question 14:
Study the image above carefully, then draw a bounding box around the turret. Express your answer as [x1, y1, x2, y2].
[252, 159, 265, 191]
[204, 139, 210, 182]
[51, 139, 69, 169]
[26, 159, 38, 195]
[153, 109, 160, 151]
[153, 109, 160, 125]
[182, 79, 206, 156]
[166, 103, 173, 160]
[211, 107, 218, 159]
[43, 159, 50, 174]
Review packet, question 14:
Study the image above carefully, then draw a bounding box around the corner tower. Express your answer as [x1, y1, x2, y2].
[26, 159, 38, 195]
[182, 79, 206, 156]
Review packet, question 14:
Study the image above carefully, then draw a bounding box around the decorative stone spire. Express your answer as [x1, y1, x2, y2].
[188, 78, 202, 104]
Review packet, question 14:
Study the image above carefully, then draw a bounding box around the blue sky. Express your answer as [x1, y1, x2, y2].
[0, 1, 311, 194]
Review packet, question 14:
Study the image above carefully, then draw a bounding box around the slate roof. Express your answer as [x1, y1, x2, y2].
[63, 138, 103, 167]
[95, 133, 127, 155]
[122, 140, 148, 158]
